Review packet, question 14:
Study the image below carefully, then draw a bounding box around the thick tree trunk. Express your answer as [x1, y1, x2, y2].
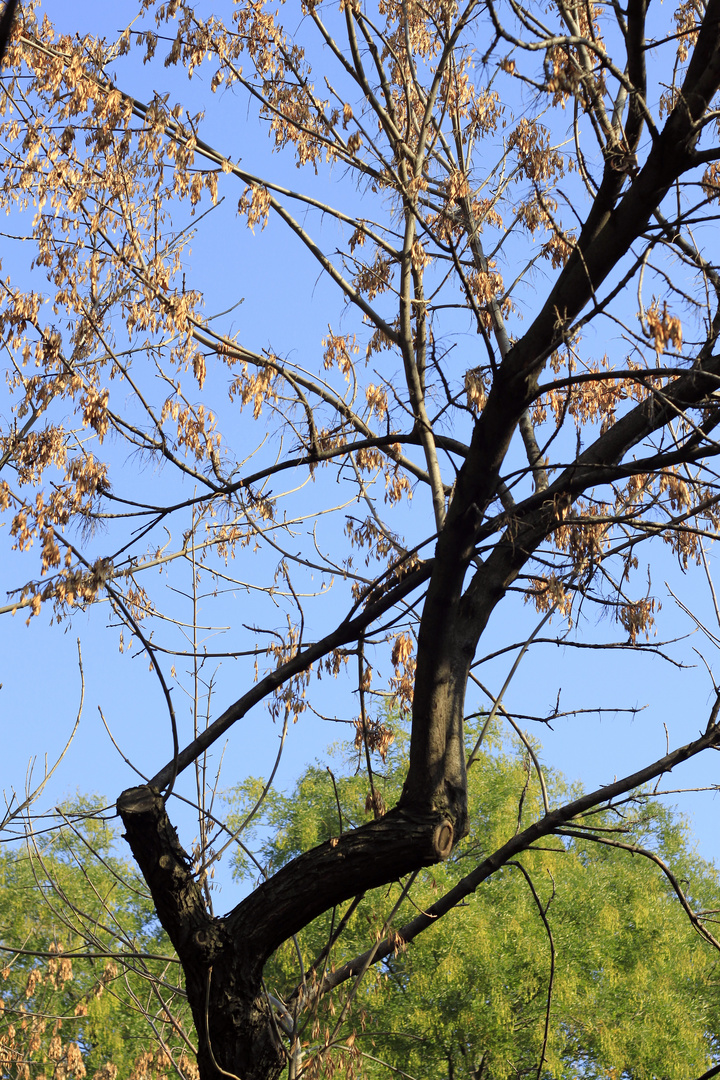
[117, 786, 458, 1080]
[117, 786, 284, 1080]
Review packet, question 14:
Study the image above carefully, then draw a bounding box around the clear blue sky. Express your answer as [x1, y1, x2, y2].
[2, 0, 719, 904]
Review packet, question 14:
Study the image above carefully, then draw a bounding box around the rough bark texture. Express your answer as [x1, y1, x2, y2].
[117, 787, 284, 1080]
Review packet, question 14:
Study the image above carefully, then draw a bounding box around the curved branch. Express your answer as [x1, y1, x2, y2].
[318, 714, 720, 994]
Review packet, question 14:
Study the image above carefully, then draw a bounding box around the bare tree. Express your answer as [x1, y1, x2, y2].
[3, 0, 720, 1076]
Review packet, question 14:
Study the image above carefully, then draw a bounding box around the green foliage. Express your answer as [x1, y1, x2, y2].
[228, 725, 720, 1080]
[0, 799, 195, 1080]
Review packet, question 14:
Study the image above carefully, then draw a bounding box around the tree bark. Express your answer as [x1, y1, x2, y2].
[117, 786, 284, 1080]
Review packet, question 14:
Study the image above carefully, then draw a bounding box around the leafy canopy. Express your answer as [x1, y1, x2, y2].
[229, 725, 720, 1080]
[0, 804, 193, 1080]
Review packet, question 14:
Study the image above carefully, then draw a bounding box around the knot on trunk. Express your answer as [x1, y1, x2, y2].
[432, 820, 454, 860]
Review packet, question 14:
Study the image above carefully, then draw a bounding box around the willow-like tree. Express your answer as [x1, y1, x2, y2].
[228, 725, 720, 1079]
[0, 801, 193, 1080]
[2, 0, 720, 1076]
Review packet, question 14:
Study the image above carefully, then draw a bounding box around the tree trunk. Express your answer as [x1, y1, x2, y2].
[117, 785, 459, 1080]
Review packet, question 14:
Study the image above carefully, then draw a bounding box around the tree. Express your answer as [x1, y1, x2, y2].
[0, 801, 193, 1080]
[229, 723, 720, 1078]
[2, 0, 720, 1076]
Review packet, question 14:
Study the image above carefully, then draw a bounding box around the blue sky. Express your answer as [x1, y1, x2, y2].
[2, 0, 720, 904]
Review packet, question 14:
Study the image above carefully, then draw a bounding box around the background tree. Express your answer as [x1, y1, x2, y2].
[229, 720, 720, 1079]
[0, 802, 193, 1080]
[2, 0, 720, 1076]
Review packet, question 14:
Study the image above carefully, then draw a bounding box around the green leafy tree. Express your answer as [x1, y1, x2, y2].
[229, 725, 720, 1079]
[0, 803, 194, 1080]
